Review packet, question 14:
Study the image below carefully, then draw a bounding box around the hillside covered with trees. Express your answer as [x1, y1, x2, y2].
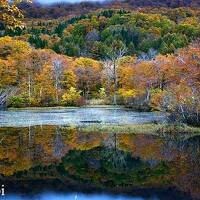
[18, 0, 200, 19]
[0, 0, 200, 126]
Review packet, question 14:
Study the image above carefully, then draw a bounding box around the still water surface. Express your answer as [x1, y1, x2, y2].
[0, 107, 165, 127]
[0, 108, 199, 200]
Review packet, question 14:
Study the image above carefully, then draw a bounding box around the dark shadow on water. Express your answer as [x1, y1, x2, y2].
[2, 180, 193, 200]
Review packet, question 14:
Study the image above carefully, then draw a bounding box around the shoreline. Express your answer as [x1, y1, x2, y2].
[0, 107, 199, 136]
[6, 105, 127, 111]
[0, 123, 200, 139]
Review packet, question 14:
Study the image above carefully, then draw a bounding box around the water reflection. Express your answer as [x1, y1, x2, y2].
[3, 192, 158, 200]
[0, 126, 199, 199]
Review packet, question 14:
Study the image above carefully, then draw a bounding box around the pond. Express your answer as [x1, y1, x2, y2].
[0, 107, 165, 127]
[0, 122, 200, 200]
[2, 193, 160, 200]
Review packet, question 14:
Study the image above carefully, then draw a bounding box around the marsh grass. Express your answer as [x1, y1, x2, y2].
[77, 123, 200, 137]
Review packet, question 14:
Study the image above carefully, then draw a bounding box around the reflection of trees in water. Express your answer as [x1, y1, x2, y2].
[26, 126, 45, 163]
[183, 136, 200, 159]
[101, 148, 129, 171]
[28, 125, 35, 147]
[102, 133, 127, 170]
[161, 135, 200, 161]
[160, 135, 200, 199]
[171, 136, 200, 198]
[161, 139, 180, 161]
[53, 127, 65, 158]
[1, 126, 200, 198]
[27, 126, 34, 161]
[32, 144, 45, 161]
[181, 136, 200, 190]
[102, 133, 144, 171]
[103, 133, 118, 149]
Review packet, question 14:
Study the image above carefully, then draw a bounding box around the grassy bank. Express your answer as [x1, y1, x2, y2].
[7, 105, 126, 111]
[77, 123, 200, 137]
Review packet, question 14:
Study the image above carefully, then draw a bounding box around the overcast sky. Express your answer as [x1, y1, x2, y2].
[36, 0, 106, 4]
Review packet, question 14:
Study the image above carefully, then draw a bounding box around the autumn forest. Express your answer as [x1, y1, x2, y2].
[0, 0, 200, 128]
[1, 1, 200, 200]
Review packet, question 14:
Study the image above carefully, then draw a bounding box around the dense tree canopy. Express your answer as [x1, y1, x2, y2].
[0, 5, 200, 126]
[18, 0, 200, 19]
[6, 9, 199, 60]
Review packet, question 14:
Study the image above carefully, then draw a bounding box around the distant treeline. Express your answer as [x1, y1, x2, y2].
[19, 0, 200, 19]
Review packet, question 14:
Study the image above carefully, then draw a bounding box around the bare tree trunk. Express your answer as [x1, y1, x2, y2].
[28, 74, 32, 106]
[113, 60, 117, 105]
[146, 89, 150, 102]
[28, 125, 34, 147]
[104, 44, 127, 105]
[28, 75, 31, 99]
[180, 105, 187, 121]
[114, 133, 117, 150]
[39, 87, 43, 99]
[52, 58, 64, 104]
[85, 83, 90, 100]
[113, 94, 117, 105]
[55, 81, 59, 103]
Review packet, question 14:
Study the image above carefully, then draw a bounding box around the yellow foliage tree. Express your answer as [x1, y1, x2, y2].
[0, 0, 32, 30]
[62, 87, 81, 106]
[0, 36, 31, 60]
